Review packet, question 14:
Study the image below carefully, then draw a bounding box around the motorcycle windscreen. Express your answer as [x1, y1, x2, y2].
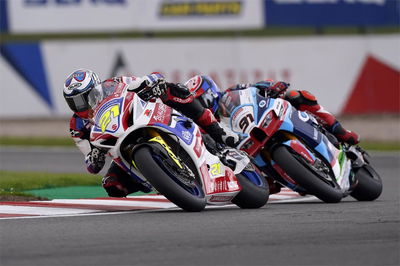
[88, 81, 119, 109]
[218, 90, 243, 118]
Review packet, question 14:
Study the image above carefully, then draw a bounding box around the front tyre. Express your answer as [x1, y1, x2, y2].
[133, 146, 206, 212]
[351, 165, 382, 201]
[272, 145, 343, 203]
[231, 171, 269, 209]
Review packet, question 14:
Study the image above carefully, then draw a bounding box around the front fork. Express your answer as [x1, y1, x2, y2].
[146, 128, 183, 169]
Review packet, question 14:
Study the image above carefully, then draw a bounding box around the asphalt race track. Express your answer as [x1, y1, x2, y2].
[0, 149, 399, 266]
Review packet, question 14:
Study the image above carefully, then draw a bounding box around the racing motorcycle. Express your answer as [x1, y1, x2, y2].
[218, 86, 382, 203]
[87, 80, 269, 212]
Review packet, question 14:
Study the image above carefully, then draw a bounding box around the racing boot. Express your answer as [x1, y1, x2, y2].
[285, 90, 359, 145]
[102, 164, 152, 197]
[102, 175, 129, 197]
[196, 108, 239, 147]
[328, 120, 360, 145]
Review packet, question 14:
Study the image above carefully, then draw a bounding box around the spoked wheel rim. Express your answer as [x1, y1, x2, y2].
[151, 154, 204, 198]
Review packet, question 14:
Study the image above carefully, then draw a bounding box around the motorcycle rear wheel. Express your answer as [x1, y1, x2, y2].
[272, 145, 343, 203]
[231, 171, 269, 209]
[133, 146, 206, 212]
[351, 165, 382, 201]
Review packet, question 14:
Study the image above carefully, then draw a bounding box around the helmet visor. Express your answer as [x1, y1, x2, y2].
[65, 91, 90, 113]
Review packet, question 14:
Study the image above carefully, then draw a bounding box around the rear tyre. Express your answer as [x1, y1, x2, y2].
[133, 146, 206, 212]
[272, 145, 343, 203]
[351, 165, 382, 201]
[232, 171, 269, 209]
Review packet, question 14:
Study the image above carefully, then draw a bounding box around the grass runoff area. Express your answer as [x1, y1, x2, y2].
[1, 136, 399, 150]
[0, 170, 151, 201]
[0, 136, 398, 201]
[0, 171, 105, 201]
[1, 26, 399, 44]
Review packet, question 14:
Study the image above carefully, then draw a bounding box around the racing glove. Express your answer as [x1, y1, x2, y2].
[129, 73, 167, 101]
[254, 80, 290, 98]
[85, 147, 106, 174]
[221, 131, 240, 148]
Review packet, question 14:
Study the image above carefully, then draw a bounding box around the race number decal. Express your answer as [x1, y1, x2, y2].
[210, 163, 222, 176]
[231, 105, 255, 134]
[99, 105, 120, 132]
[239, 113, 254, 132]
[93, 98, 123, 133]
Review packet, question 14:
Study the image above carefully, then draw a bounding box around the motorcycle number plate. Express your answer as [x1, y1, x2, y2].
[231, 105, 254, 134]
[93, 98, 123, 133]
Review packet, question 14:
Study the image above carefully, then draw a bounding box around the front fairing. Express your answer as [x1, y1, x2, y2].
[219, 87, 268, 136]
[90, 89, 241, 201]
[90, 83, 139, 147]
[220, 87, 352, 193]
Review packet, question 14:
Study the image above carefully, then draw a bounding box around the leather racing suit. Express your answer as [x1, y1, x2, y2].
[69, 73, 237, 197]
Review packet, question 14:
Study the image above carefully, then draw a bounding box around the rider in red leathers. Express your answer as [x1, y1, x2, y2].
[184, 76, 360, 146]
[63, 69, 238, 197]
[239, 79, 359, 145]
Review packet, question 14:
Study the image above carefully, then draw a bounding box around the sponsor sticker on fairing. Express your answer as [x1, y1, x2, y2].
[181, 130, 192, 142]
[227, 181, 239, 190]
[209, 195, 234, 202]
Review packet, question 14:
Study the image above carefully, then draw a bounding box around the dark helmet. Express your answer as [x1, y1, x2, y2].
[63, 69, 101, 117]
[185, 75, 221, 113]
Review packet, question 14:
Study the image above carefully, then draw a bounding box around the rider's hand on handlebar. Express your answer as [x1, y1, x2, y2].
[138, 78, 167, 101]
[268, 81, 290, 98]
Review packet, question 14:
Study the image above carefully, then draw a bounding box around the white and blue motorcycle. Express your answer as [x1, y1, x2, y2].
[218, 85, 383, 203]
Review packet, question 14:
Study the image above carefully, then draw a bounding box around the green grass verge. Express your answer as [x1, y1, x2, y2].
[0, 137, 74, 147]
[0, 170, 101, 191]
[1, 136, 399, 151]
[0, 170, 101, 199]
[1, 26, 398, 43]
[359, 141, 400, 152]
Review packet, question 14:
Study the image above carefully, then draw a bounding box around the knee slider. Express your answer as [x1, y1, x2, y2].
[285, 90, 300, 100]
[299, 90, 317, 102]
[284, 90, 302, 108]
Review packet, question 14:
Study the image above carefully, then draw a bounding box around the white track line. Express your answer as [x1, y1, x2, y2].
[0, 189, 314, 219]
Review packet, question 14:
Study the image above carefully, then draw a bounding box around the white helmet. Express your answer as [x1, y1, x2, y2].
[63, 69, 101, 114]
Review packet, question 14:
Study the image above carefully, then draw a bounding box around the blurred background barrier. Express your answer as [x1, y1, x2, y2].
[1, 35, 398, 117]
[0, 0, 399, 140]
[1, 0, 398, 33]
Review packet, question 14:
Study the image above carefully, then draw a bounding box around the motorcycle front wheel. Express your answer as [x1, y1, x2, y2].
[351, 165, 382, 201]
[272, 145, 343, 203]
[133, 146, 206, 212]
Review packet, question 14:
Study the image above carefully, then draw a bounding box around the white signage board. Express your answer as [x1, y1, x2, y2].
[7, 0, 264, 33]
[1, 34, 398, 117]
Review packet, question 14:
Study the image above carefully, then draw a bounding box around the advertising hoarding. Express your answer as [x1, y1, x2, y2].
[3, 0, 264, 33]
[1, 35, 399, 117]
[264, 0, 400, 26]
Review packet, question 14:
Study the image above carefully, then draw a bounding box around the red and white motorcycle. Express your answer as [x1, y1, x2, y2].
[88, 80, 269, 211]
